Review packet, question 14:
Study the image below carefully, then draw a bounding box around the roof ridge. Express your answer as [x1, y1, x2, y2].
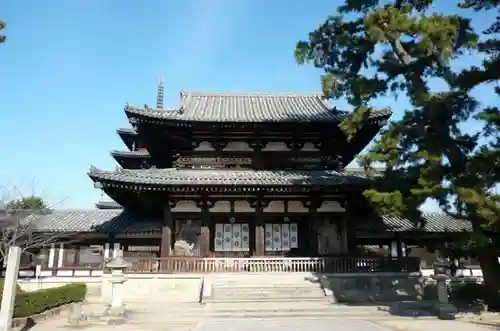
[181, 91, 325, 98]
[90, 167, 374, 174]
[33, 208, 122, 213]
[125, 104, 178, 112]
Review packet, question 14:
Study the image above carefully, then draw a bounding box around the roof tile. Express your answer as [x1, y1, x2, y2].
[357, 213, 473, 233]
[21, 210, 470, 234]
[88, 167, 373, 186]
[125, 91, 391, 123]
[23, 210, 158, 233]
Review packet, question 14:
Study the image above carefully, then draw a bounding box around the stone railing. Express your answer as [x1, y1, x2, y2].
[124, 256, 421, 274]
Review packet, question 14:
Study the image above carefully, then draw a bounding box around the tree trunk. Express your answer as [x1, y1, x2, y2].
[477, 243, 500, 310]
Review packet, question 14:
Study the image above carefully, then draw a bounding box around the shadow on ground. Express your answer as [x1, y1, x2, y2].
[305, 273, 485, 318]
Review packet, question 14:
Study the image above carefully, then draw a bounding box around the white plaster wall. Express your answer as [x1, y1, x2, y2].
[18, 274, 203, 303]
[101, 276, 202, 303]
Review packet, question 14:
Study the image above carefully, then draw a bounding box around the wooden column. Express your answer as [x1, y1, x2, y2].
[253, 198, 265, 256]
[251, 139, 264, 170]
[199, 199, 211, 257]
[308, 202, 319, 257]
[343, 199, 358, 253]
[161, 204, 173, 257]
[396, 236, 403, 259]
[340, 217, 349, 254]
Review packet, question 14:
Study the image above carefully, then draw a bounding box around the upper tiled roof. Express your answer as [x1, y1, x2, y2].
[88, 167, 373, 186]
[357, 213, 473, 233]
[20, 209, 471, 234]
[125, 91, 392, 123]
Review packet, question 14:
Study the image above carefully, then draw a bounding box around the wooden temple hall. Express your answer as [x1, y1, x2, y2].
[24, 82, 473, 271]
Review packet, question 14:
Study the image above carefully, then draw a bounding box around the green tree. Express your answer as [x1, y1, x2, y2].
[0, 192, 70, 263]
[7, 196, 47, 211]
[0, 20, 6, 44]
[296, 0, 500, 307]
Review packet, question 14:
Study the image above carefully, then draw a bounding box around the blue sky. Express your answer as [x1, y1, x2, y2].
[0, 1, 497, 209]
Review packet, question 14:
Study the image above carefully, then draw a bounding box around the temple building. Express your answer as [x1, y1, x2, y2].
[24, 81, 473, 270]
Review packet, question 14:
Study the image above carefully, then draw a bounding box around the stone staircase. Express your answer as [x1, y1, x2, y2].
[83, 274, 397, 322]
[197, 273, 391, 319]
[208, 274, 327, 303]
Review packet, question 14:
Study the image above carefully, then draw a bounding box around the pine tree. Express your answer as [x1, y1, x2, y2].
[0, 20, 5, 44]
[7, 196, 47, 211]
[296, 0, 500, 307]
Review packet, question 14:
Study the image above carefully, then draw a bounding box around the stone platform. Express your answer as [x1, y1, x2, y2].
[21, 299, 499, 331]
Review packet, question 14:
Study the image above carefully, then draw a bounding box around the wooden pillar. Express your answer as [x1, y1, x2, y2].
[396, 236, 403, 259]
[57, 243, 64, 268]
[342, 198, 358, 253]
[161, 204, 173, 257]
[254, 198, 265, 256]
[340, 217, 349, 254]
[199, 200, 211, 257]
[251, 139, 264, 170]
[73, 245, 80, 266]
[48, 243, 56, 268]
[308, 202, 319, 257]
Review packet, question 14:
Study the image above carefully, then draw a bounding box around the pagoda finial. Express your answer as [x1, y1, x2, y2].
[156, 74, 164, 110]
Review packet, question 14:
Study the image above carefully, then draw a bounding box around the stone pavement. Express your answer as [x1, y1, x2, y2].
[23, 302, 499, 331]
[373, 319, 499, 331]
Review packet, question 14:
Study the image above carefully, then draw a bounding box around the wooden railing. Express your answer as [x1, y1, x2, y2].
[7, 257, 420, 277]
[124, 256, 421, 274]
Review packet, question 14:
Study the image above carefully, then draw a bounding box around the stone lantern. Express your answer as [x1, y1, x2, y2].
[432, 259, 457, 319]
[104, 249, 131, 321]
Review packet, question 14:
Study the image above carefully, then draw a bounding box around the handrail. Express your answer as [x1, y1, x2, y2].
[123, 256, 421, 274]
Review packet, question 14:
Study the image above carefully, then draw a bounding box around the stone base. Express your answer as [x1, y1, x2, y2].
[103, 305, 128, 325]
[435, 303, 457, 320]
[105, 316, 127, 325]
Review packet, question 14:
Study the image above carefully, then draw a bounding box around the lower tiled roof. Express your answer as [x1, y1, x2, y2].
[110, 150, 150, 158]
[21, 210, 471, 234]
[22, 210, 159, 233]
[357, 213, 473, 233]
[88, 167, 373, 186]
[95, 201, 123, 209]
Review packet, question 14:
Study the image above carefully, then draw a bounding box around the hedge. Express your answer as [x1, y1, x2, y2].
[13, 283, 87, 318]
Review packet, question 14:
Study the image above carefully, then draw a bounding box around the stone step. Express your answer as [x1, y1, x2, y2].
[213, 284, 320, 288]
[211, 279, 320, 286]
[213, 293, 325, 299]
[213, 288, 321, 293]
[207, 297, 330, 303]
[205, 306, 372, 313]
[214, 288, 323, 294]
[204, 300, 340, 310]
[127, 308, 390, 321]
[212, 280, 318, 284]
[213, 284, 322, 289]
